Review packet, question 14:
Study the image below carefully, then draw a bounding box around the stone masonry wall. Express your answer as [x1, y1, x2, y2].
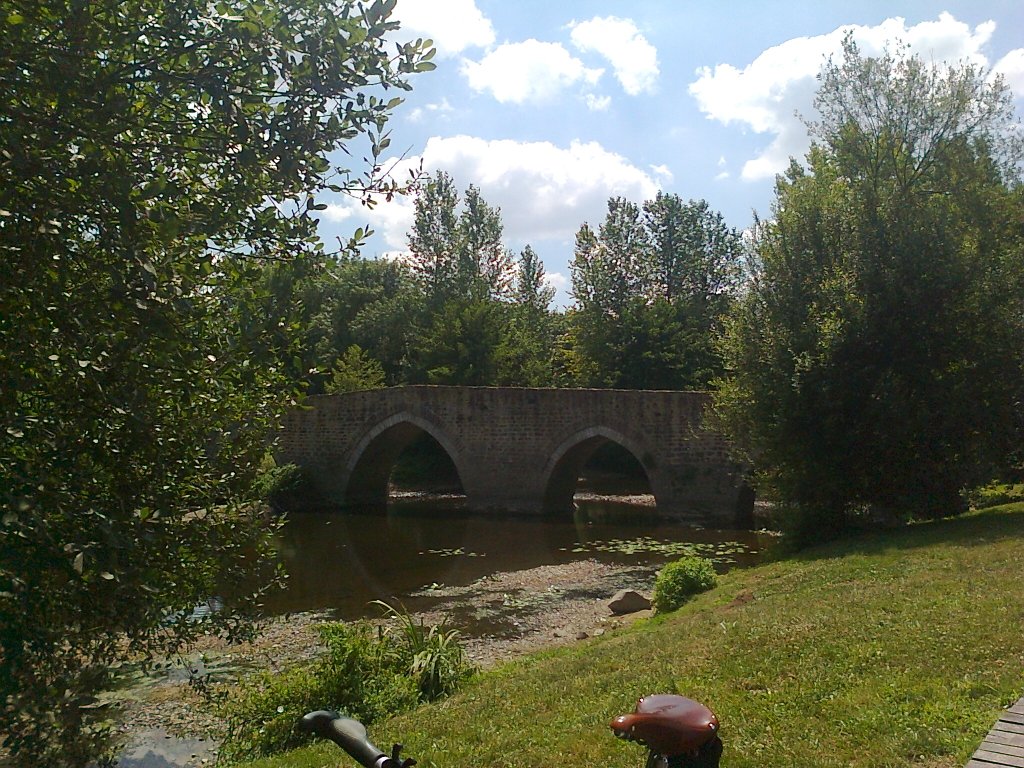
[276, 386, 752, 527]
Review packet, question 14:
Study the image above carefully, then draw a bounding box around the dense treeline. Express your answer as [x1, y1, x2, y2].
[255, 188, 562, 391]
[262, 174, 746, 394]
[569, 194, 745, 388]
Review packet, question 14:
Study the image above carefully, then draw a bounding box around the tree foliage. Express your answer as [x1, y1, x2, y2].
[407, 170, 462, 304]
[501, 245, 559, 386]
[0, 0, 431, 763]
[252, 222, 559, 392]
[460, 184, 515, 301]
[262, 255, 423, 392]
[570, 194, 745, 389]
[514, 244, 556, 312]
[716, 37, 1024, 540]
[326, 345, 387, 393]
[407, 171, 515, 305]
[403, 175, 557, 386]
[416, 299, 507, 385]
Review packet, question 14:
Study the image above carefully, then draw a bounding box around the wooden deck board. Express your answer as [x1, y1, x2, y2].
[971, 750, 1024, 768]
[968, 698, 1024, 767]
[987, 733, 1024, 749]
[978, 742, 1024, 758]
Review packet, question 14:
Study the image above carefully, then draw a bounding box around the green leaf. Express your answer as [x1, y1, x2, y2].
[0, 0, 424, 760]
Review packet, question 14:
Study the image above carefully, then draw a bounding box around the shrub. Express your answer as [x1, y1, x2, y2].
[969, 483, 1024, 510]
[218, 608, 472, 763]
[652, 556, 718, 614]
[252, 461, 315, 512]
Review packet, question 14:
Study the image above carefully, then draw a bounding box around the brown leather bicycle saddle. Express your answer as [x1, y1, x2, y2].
[610, 694, 719, 756]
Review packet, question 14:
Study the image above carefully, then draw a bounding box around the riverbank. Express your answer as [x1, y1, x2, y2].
[241, 504, 1024, 768]
[114, 559, 657, 765]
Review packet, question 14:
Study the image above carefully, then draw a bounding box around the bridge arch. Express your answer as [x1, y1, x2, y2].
[342, 411, 468, 511]
[539, 426, 664, 515]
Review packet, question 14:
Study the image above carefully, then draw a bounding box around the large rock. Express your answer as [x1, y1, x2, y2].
[607, 589, 651, 615]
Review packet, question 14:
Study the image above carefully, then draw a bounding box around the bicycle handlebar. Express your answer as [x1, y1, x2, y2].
[299, 711, 416, 768]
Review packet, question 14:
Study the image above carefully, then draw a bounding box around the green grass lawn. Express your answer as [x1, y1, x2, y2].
[239, 504, 1024, 768]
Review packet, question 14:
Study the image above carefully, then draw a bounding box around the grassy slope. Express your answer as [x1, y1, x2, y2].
[243, 505, 1024, 768]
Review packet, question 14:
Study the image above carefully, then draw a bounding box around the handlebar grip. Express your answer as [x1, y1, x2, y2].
[299, 711, 387, 768]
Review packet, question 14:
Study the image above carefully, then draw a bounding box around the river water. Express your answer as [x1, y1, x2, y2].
[116, 495, 770, 767]
[260, 495, 772, 623]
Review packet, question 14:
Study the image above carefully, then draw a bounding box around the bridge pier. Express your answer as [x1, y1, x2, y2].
[277, 386, 754, 528]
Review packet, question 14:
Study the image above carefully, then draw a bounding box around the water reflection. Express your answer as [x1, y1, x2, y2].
[260, 497, 772, 619]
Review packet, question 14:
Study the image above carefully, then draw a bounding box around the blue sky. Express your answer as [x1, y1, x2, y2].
[319, 1, 1024, 306]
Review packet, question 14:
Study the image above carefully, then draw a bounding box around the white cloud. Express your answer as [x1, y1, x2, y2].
[322, 194, 416, 254]
[650, 163, 674, 183]
[392, 0, 494, 57]
[585, 93, 612, 111]
[461, 40, 603, 104]
[714, 157, 729, 180]
[329, 135, 660, 252]
[994, 48, 1024, 97]
[569, 16, 659, 95]
[408, 98, 454, 124]
[544, 271, 569, 293]
[321, 204, 354, 223]
[689, 13, 1006, 181]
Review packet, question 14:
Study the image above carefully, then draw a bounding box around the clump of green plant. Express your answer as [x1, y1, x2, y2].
[652, 556, 718, 614]
[218, 606, 473, 763]
[252, 461, 315, 512]
[970, 482, 1024, 510]
[371, 601, 472, 700]
[325, 344, 387, 393]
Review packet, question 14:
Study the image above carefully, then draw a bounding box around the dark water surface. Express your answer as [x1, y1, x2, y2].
[260, 497, 773, 620]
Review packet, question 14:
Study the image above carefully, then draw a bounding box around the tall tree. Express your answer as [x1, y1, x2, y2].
[406, 174, 544, 385]
[715, 37, 1024, 541]
[407, 170, 461, 305]
[514, 245, 554, 309]
[569, 195, 744, 389]
[571, 197, 649, 316]
[407, 172, 515, 304]
[459, 184, 515, 301]
[499, 246, 558, 386]
[643, 194, 744, 305]
[0, 0, 432, 764]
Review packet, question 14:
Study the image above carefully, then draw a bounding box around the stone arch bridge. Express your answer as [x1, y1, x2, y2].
[277, 386, 754, 528]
